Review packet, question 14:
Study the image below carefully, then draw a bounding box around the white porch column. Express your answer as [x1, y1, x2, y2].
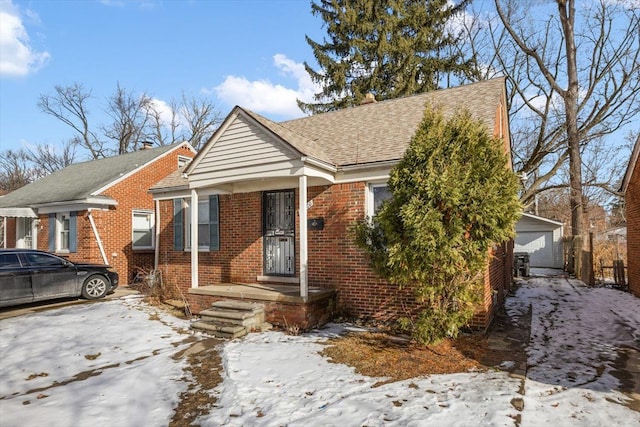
[190, 189, 199, 289]
[299, 175, 308, 298]
[154, 199, 160, 271]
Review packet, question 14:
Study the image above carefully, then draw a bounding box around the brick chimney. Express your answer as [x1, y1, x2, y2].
[140, 141, 153, 150]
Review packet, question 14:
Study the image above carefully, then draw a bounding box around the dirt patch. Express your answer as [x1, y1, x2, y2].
[170, 337, 223, 427]
[320, 332, 492, 385]
[320, 305, 531, 385]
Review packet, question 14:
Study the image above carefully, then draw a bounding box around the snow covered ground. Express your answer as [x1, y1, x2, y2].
[1, 276, 639, 426]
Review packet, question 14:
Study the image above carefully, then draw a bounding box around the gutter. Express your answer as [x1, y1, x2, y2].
[338, 159, 400, 171]
[87, 209, 109, 265]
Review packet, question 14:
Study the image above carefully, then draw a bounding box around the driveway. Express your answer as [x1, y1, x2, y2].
[0, 286, 140, 321]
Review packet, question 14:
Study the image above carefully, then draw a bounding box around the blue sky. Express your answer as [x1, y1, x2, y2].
[0, 0, 327, 156]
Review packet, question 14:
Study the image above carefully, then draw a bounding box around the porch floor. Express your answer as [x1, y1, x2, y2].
[188, 283, 335, 303]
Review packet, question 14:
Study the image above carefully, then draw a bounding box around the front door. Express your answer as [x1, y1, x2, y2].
[16, 218, 35, 249]
[263, 190, 295, 276]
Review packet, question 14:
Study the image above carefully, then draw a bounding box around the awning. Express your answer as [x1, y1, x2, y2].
[0, 207, 37, 218]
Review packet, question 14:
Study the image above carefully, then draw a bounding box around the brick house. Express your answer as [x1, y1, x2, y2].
[620, 135, 639, 297]
[0, 142, 195, 281]
[150, 78, 514, 330]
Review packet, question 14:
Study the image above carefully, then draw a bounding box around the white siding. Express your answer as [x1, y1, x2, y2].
[515, 214, 564, 268]
[515, 232, 554, 268]
[191, 115, 299, 186]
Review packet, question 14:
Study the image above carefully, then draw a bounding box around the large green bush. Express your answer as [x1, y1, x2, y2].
[355, 106, 521, 344]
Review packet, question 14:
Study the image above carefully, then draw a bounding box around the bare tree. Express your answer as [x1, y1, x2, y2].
[38, 83, 106, 159]
[24, 141, 76, 176]
[0, 149, 34, 191]
[179, 93, 223, 150]
[39, 83, 222, 156]
[0, 142, 76, 192]
[463, 0, 639, 271]
[101, 83, 153, 155]
[146, 92, 222, 150]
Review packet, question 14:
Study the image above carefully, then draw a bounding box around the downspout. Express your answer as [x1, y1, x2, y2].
[2, 217, 6, 248]
[154, 199, 160, 271]
[87, 209, 108, 265]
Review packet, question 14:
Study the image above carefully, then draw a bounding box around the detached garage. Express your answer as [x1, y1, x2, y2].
[515, 213, 564, 269]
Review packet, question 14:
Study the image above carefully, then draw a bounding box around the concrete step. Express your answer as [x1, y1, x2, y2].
[211, 300, 264, 312]
[200, 309, 265, 327]
[191, 321, 247, 339]
[200, 308, 260, 321]
[191, 300, 269, 339]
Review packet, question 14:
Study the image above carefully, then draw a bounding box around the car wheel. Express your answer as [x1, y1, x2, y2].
[82, 275, 109, 300]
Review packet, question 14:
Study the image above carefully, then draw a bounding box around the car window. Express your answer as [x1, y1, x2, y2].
[24, 253, 67, 267]
[0, 253, 22, 268]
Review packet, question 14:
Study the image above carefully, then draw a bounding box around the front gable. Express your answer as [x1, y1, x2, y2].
[188, 109, 335, 192]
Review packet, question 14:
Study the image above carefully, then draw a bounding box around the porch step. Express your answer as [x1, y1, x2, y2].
[191, 321, 247, 339]
[191, 300, 271, 339]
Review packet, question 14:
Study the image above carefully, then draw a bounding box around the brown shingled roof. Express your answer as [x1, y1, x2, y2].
[155, 79, 506, 192]
[279, 78, 505, 166]
[149, 166, 189, 193]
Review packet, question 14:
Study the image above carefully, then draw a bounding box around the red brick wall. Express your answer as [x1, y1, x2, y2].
[4, 218, 16, 248]
[33, 145, 194, 282]
[159, 182, 512, 330]
[157, 191, 264, 291]
[627, 156, 639, 297]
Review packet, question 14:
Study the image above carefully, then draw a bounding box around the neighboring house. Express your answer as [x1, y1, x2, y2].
[620, 135, 639, 297]
[0, 143, 196, 281]
[150, 78, 514, 330]
[515, 213, 564, 269]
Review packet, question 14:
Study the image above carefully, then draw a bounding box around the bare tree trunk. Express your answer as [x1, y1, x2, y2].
[558, 0, 583, 273]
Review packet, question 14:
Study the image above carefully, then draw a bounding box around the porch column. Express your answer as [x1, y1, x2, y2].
[154, 199, 160, 271]
[299, 175, 308, 298]
[191, 189, 199, 289]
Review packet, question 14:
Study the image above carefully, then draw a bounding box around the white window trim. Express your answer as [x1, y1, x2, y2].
[177, 155, 192, 168]
[366, 182, 391, 218]
[56, 212, 71, 253]
[184, 199, 210, 252]
[132, 210, 155, 250]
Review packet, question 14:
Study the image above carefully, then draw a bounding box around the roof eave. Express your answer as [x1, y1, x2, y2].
[620, 135, 640, 193]
[30, 197, 118, 209]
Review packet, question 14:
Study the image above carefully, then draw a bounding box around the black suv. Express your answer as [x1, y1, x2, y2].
[0, 249, 119, 308]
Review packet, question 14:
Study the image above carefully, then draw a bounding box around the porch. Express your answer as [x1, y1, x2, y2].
[187, 283, 336, 330]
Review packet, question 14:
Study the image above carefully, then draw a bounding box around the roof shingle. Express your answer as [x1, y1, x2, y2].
[0, 143, 184, 208]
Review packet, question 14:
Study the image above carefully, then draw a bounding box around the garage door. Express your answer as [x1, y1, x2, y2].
[515, 232, 554, 268]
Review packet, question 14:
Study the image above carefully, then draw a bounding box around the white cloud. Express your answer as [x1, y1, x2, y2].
[211, 54, 320, 119]
[0, 0, 50, 77]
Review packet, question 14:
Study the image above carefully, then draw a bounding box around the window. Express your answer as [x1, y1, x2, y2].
[173, 195, 219, 251]
[185, 200, 210, 249]
[59, 214, 70, 250]
[49, 212, 77, 253]
[0, 253, 21, 268]
[25, 252, 66, 267]
[367, 183, 392, 216]
[132, 210, 155, 250]
[178, 155, 192, 168]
